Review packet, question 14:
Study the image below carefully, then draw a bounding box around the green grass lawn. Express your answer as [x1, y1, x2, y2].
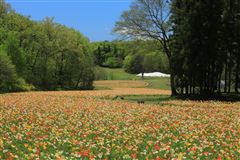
[94, 67, 171, 90]
[143, 77, 170, 90]
[94, 67, 139, 80]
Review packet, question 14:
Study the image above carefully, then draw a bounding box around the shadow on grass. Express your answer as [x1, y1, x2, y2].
[110, 95, 176, 105]
[175, 93, 240, 102]
[109, 93, 240, 105]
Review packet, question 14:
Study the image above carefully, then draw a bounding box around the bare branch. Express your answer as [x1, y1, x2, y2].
[114, 0, 172, 57]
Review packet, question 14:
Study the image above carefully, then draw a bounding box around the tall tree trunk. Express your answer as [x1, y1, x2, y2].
[228, 67, 232, 93]
[218, 72, 222, 93]
[170, 74, 177, 96]
[207, 64, 211, 92]
[190, 77, 193, 95]
[75, 74, 82, 89]
[181, 83, 184, 95]
[235, 63, 239, 93]
[58, 52, 64, 88]
[211, 64, 215, 93]
[200, 79, 203, 94]
[190, 85, 192, 95]
[224, 64, 227, 93]
[192, 77, 195, 95]
[169, 60, 177, 96]
[186, 85, 189, 95]
[42, 55, 49, 89]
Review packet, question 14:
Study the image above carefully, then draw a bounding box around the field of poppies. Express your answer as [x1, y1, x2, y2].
[0, 83, 239, 159]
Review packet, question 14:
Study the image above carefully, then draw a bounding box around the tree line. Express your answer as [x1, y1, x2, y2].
[0, 1, 94, 93]
[171, 0, 240, 95]
[115, 0, 240, 96]
[92, 40, 170, 78]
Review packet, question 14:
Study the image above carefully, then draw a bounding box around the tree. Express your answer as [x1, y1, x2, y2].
[0, 50, 28, 92]
[223, 0, 240, 94]
[143, 53, 156, 73]
[3, 32, 26, 76]
[0, 51, 17, 92]
[114, 0, 177, 95]
[0, 0, 11, 18]
[92, 41, 124, 68]
[171, 0, 225, 95]
[123, 53, 144, 78]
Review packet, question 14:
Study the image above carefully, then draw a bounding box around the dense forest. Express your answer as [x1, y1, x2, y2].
[0, 1, 94, 92]
[115, 0, 240, 96]
[171, 0, 240, 95]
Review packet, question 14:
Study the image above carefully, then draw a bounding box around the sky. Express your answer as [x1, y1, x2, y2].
[5, 0, 132, 42]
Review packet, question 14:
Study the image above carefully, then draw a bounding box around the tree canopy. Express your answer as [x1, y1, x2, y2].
[171, 0, 240, 95]
[0, 0, 94, 92]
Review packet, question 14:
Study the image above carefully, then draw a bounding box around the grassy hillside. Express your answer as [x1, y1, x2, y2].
[94, 67, 170, 90]
[94, 67, 139, 80]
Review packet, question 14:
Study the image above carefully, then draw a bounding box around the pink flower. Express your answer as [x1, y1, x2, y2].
[218, 155, 222, 160]
[131, 153, 137, 159]
[155, 143, 160, 151]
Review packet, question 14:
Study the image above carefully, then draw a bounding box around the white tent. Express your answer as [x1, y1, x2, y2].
[136, 72, 170, 77]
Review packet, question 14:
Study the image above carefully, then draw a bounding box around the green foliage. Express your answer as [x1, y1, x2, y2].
[123, 51, 169, 76]
[123, 55, 134, 73]
[0, 1, 94, 92]
[0, 27, 8, 43]
[143, 52, 170, 74]
[0, 51, 17, 92]
[92, 40, 170, 74]
[105, 57, 122, 68]
[0, 0, 11, 17]
[3, 32, 26, 76]
[0, 50, 30, 93]
[171, 0, 240, 95]
[92, 41, 124, 68]
[124, 53, 144, 74]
